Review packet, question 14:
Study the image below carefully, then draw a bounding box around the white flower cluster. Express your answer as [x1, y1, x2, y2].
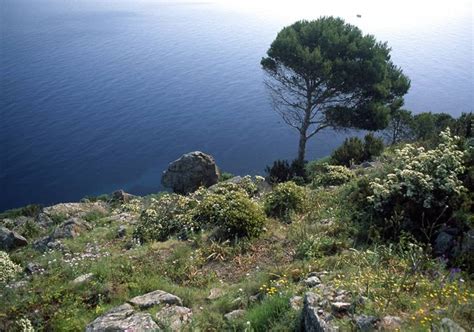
[368, 129, 466, 210]
[15, 317, 34, 332]
[0, 251, 21, 283]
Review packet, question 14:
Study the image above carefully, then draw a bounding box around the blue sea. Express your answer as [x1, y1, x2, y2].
[1, 0, 472, 211]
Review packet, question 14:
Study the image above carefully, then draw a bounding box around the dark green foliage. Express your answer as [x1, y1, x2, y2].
[331, 134, 384, 167]
[219, 172, 234, 182]
[265, 159, 307, 184]
[0, 204, 43, 219]
[412, 112, 455, 141]
[384, 108, 415, 145]
[331, 137, 365, 166]
[262, 16, 409, 163]
[363, 133, 384, 160]
[264, 182, 305, 221]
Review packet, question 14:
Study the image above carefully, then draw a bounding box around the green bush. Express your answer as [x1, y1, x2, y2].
[211, 175, 259, 197]
[331, 134, 384, 167]
[358, 129, 467, 242]
[195, 189, 266, 240]
[0, 251, 21, 283]
[264, 182, 305, 221]
[311, 164, 354, 187]
[265, 159, 307, 184]
[134, 194, 199, 242]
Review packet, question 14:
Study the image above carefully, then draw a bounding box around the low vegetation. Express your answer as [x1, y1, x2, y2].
[1, 124, 472, 331]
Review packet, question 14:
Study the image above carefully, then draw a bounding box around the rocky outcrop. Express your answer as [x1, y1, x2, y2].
[43, 202, 108, 219]
[34, 218, 91, 251]
[128, 290, 183, 309]
[85, 303, 158, 332]
[161, 151, 219, 194]
[156, 305, 192, 331]
[112, 190, 135, 203]
[0, 226, 28, 251]
[302, 292, 337, 332]
[224, 309, 246, 321]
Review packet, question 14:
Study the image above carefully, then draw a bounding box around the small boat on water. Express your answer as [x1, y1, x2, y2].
[356, 14, 362, 18]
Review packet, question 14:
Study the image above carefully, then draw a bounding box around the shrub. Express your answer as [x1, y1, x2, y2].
[211, 175, 259, 197]
[219, 172, 234, 182]
[363, 133, 384, 160]
[264, 182, 305, 221]
[331, 134, 384, 167]
[331, 137, 364, 166]
[311, 164, 354, 187]
[265, 159, 307, 184]
[363, 129, 467, 241]
[134, 194, 199, 242]
[195, 190, 265, 240]
[0, 251, 21, 283]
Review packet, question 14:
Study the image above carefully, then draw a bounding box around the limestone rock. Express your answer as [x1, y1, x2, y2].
[117, 225, 127, 238]
[302, 292, 337, 332]
[156, 305, 192, 331]
[381, 316, 402, 330]
[0, 226, 28, 251]
[331, 302, 352, 315]
[128, 290, 182, 309]
[433, 318, 466, 332]
[72, 273, 94, 285]
[112, 190, 135, 203]
[52, 218, 91, 239]
[304, 276, 321, 287]
[224, 309, 245, 321]
[43, 202, 108, 219]
[161, 151, 219, 194]
[355, 315, 379, 331]
[85, 303, 158, 332]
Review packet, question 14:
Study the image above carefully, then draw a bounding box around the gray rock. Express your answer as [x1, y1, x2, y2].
[381, 316, 402, 330]
[43, 202, 108, 220]
[302, 292, 337, 332]
[434, 230, 457, 256]
[156, 305, 192, 331]
[52, 218, 92, 240]
[0, 226, 28, 251]
[207, 287, 224, 300]
[224, 309, 245, 321]
[355, 315, 379, 331]
[72, 273, 94, 285]
[112, 190, 135, 203]
[331, 302, 352, 315]
[25, 262, 44, 275]
[290, 296, 303, 310]
[128, 290, 182, 309]
[433, 318, 466, 332]
[304, 276, 321, 287]
[85, 303, 159, 332]
[117, 225, 127, 238]
[31, 218, 90, 251]
[161, 151, 219, 194]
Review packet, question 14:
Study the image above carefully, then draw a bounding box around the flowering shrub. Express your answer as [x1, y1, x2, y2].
[311, 164, 354, 187]
[264, 181, 305, 221]
[134, 194, 199, 242]
[364, 129, 466, 241]
[210, 175, 259, 197]
[15, 318, 34, 332]
[194, 189, 265, 240]
[0, 251, 21, 283]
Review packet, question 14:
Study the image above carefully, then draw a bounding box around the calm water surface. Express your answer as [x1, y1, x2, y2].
[1, 0, 472, 210]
